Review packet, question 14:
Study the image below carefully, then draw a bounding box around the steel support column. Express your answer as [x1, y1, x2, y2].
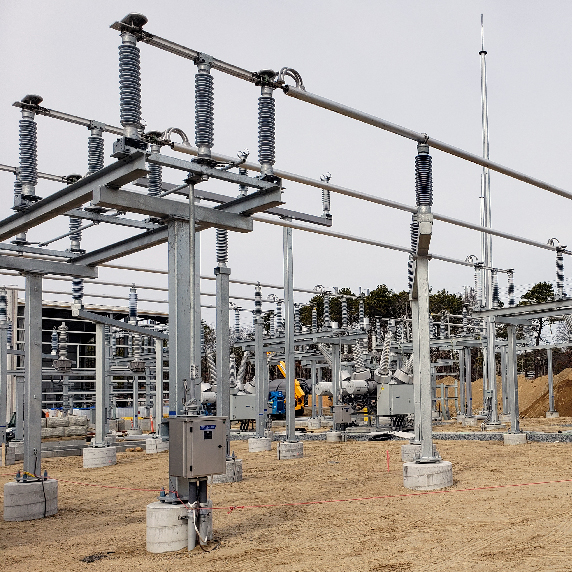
[168, 220, 190, 415]
[254, 319, 264, 438]
[215, 264, 231, 455]
[283, 226, 296, 442]
[501, 345, 508, 415]
[507, 325, 520, 433]
[23, 273, 42, 476]
[0, 322, 7, 445]
[15, 375, 24, 440]
[155, 338, 164, 435]
[458, 348, 465, 417]
[465, 348, 473, 417]
[410, 298, 421, 444]
[547, 348, 555, 414]
[94, 323, 106, 446]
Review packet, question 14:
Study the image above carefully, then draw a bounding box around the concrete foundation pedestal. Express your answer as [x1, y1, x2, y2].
[403, 461, 453, 491]
[326, 431, 343, 443]
[463, 417, 478, 427]
[484, 422, 503, 431]
[546, 411, 560, 418]
[455, 414, 465, 423]
[209, 459, 243, 484]
[146, 502, 188, 553]
[82, 446, 117, 468]
[401, 444, 438, 462]
[4, 479, 58, 521]
[146, 438, 169, 454]
[277, 441, 304, 460]
[127, 428, 142, 436]
[499, 414, 511, 423]
[1, 445, 15, 466]
[504, 433, 527, 445]
[248, 437, 272, 452]
[307, 418, 321, 430]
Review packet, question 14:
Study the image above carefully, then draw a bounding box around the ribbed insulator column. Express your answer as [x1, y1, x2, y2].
[507, 271, 515, 307]
[312, 307, 317, 333]
[341, 297, 348, 329]
[556, 248, 565, 300]
[58, 323, 68, 360]
[216, 229, 228, 266]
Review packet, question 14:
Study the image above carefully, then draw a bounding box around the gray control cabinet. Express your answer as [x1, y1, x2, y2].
[332, 404, 352, 425]
[376, 383, 414, 416]
[230, 393, 257, 421]
[168, 416, 227, 478]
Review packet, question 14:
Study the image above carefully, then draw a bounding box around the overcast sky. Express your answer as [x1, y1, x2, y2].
[1, 1, 571, 326]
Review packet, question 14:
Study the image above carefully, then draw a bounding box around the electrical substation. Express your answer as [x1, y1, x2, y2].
[3, 8, 572, 570]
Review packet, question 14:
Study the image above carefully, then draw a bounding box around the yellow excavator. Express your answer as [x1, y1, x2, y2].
[276, 361, 306, 415]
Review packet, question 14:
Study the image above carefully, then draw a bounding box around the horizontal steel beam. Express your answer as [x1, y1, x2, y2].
[0, 163, 68, 183]
[71, 227, 169, 266]
[474, 299, 572, 318]
[0, 153, 148, 241]
[0, 242, 81, 258]
[73, 308, 168, 339]
[147, 153, 279, 191]
[92, 187, 253, 233]
[0, 255, 97, 278]
[12, 102, 123, 135]
[110, 21, 256, 83]
[214, 187, 283, 215]
[65, 208, 162, 230]
[283, 85, 572, 202]
[134, 178, 331, 226]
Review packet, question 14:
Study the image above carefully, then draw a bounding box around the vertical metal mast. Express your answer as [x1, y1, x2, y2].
[481, 15, 499, 424]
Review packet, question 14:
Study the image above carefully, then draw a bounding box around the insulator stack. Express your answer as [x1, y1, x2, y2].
[429, 317, 435, 339]
[359, 298, 365, 329]
[476, 269, 483, 308]
[415, 144, 433, 207]
[195, 63, 214, 157]
[275, 301, 283, 334]
[396, 321, 403, 343]
[341, 297, 348, 329]
[229, 355, 237, 387]
[129, 286, 138, 324]
[87, 129, 104, 174]
[13, 177, 22, 210]
[294, 305, 301, 334]
[7, 322, 12, 348]
[376, 319, 382, 345]
[462, 305, 468, 334]
[216, 229, 228, 265]
[19, 115, 38, 199]
[71, 278, 84, 305]
[507, 271, 515, 307]
[440, 317, 446, 340]
[234, 308, 241, 337]
[51, 327, 58, 356]
[556, 248, 565, 300]
[380, 332, 392, 376]
[317, 343, 333, 368]
[132, 332, 142, 359]
[0, 289, 7, 323]
[258, 84, 276, 176]
[323, 294, 331, 329]
[237, 351, 250, 386]
[492, 270, 499, 307]
[148, 141, 162, 196]
[207, 351, 217, 385]
[69, 217, 82, 252]
[404, 354, 414, 374]
[353, 343, 365, 371]
[270, 313, 275, 337]
[58, 323, 68, 360]
[238, 167, 248, 197]
[312, 307, 317, 333]
[254, 285, 262, 319]
[322, 189, 331, 216]
[119, 31, 142, 136]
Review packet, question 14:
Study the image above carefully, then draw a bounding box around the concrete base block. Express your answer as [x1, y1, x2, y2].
[307, 418, 321, 430]
[504, 433, 527, 445]
[463, 417, 478, 427]
[127, 428, 142, 436]
[248, 437, 272, 452]
[3, 479, 58, 521]
[1, 445, 15, 466]
[209, 459, 243, 484]
[326, 431, 343, 443]
[403, 461, 453, 491]
[82, 446, 117, 468]
[146, 438, 169, 454]
[455, 414, 465, 423]
[9, 441, 24, 455]
[277, 441, 304, 460]
[499, 414, 511, 423]
[546, 411, 560, 418]
[484, 422, 503, 431]
[146, 502, 188, 553]
[401, 444, 438, 462]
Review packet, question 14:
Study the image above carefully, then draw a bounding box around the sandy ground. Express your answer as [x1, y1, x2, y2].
[2, 435, 572, 572]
